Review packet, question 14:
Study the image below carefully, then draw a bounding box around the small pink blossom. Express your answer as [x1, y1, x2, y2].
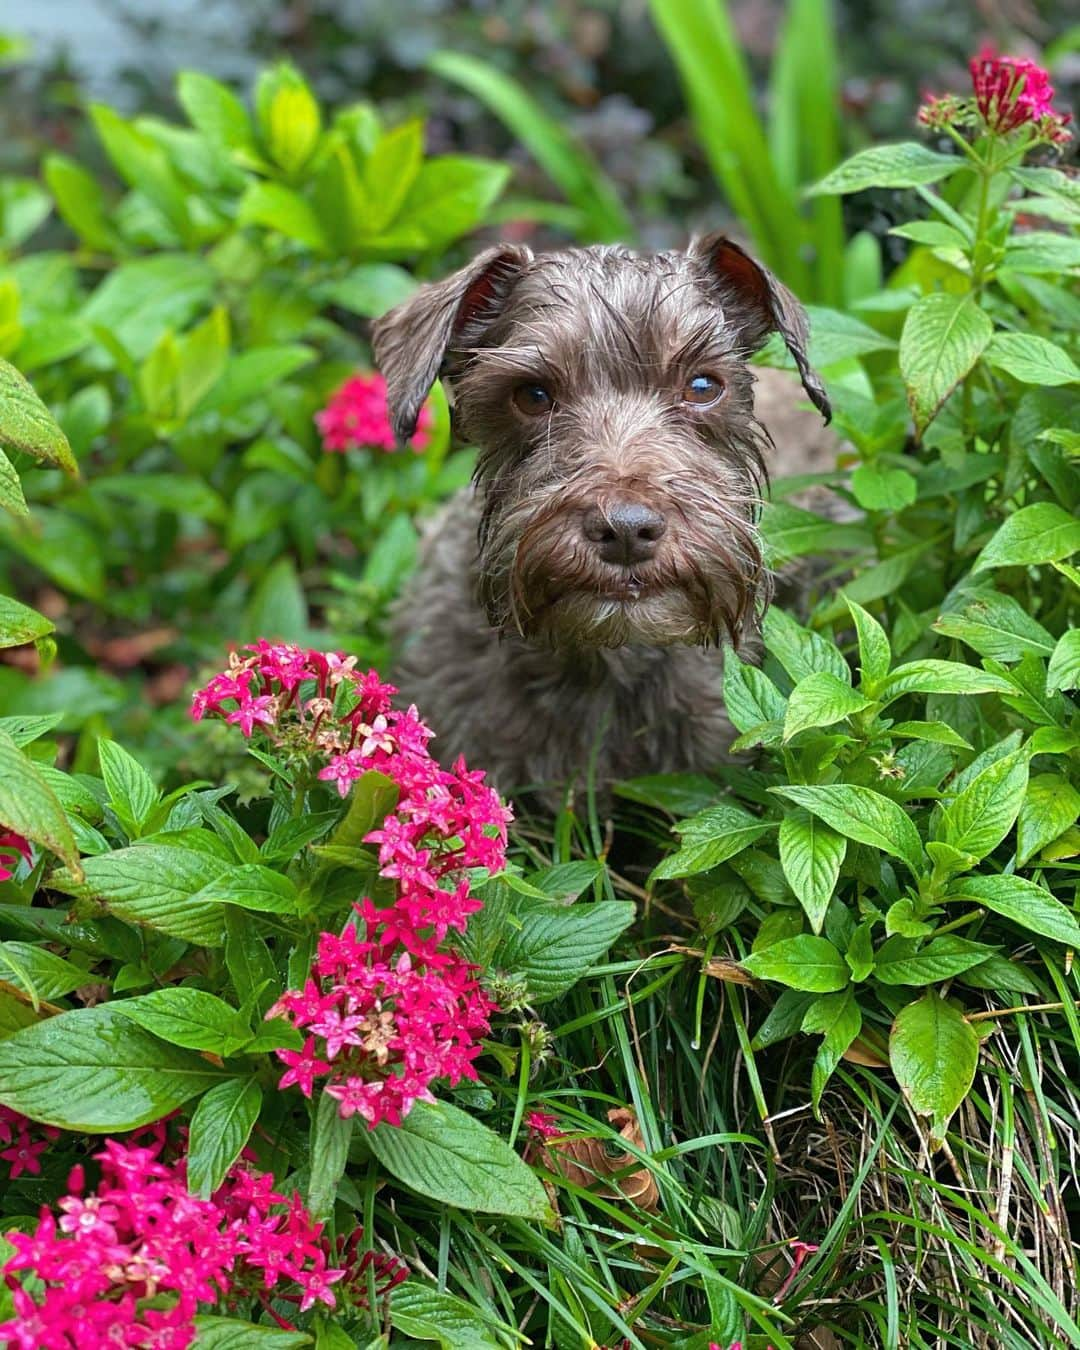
[526, 1110, 564, 1140]
[970, 49, 1060, 132]
[0, 830, 31, 883]
[315, 372, 433, 453]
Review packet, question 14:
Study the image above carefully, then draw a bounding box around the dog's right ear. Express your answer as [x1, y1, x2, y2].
[372, 245, 532, 444]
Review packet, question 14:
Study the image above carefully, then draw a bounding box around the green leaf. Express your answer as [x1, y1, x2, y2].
[43, 153, 120, 253]
[722, 652, 787, 737]
[758, 501, 871, 564]
[52, 845, 230, 946]
[0, 357, 77, 474]
[0, 942, 89, 1007]
[177, 71, 255, 152]
[878, 659, 1012, 703]
[889, 991, 978, 1143]
[938, 748, 1028, 864]
[771, 783, 925, 876]
[974, 503, 1080, 572]
[325, 769, 398, 851]
[307, 1089, 353, 1220]
[98, 739, 159, 839]
[899, 293, 993, 438]
[850, 463, 918, 512]
[0, 593, 54, 650]
[238, 181, 327, 251]
[1046, 630, 1080, 695]
[947, 874, 1080, 948]
[493, 899, 634, 1004]
[808, 142, 958, 195]
[0, 730, 79, 873]
[845, 922, 874, 981]
[846, 598, 892, 695]
[187, 1077, 262, 1199]
[243, 557, 308, 644]
[742, 935, 850, 992]
[873, 935, 998, 986]
[370, 1097, 550, 1219]
[778, 810, 846, 935]
[224, 909, 278, 1015]
[392, 156, 510, 253]
[932, 589, 1055, 661]
[0, 449, 28, 519]
[889, 721, 972, 750]
[985, 332, 1080, 387]
[112, 988, 251, 1055]
[90, 104, 193, 243]
[256, 63, 322, 175]
[392, 1281, 509, 1350]
[651, 803, 777, 880]
[527, 860, 605, 901]
[762, 605, 850, 684]
[783, 672, 873, 741]
[82, 254, 215, 361]
[192, 864, 300, 915]
[318, 263, 415, 319]
[1016, 774, 1080, 868]
[193, 1317, 311, 1349]
[0, 1004, 225, 1130]
[802, 986, 861, 1114]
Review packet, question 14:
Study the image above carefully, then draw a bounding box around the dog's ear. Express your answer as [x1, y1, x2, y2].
[372, 244, 532, 443]
[690, 232, 830, 423]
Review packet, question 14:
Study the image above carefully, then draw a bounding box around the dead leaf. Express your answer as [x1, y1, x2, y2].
[541, 1106, 659, 1212]
[87, 627, 178, 669]
[843, 1031, 889, 1068]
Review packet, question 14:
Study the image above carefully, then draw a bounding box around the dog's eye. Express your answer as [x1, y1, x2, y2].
[512, 383, 555, 417]
[682, 374, 725, 407]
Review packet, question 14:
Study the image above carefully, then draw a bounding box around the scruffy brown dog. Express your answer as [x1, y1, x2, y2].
[373, 235, 831, 800]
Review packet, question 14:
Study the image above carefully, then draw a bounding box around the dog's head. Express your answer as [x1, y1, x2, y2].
[373, 237, 828, 651]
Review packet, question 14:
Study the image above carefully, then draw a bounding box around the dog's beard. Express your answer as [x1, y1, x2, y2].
[477, 484, 765, 651]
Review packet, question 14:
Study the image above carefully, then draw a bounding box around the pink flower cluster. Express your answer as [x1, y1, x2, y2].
[191, 643, 511, 1127]
[315, 372, 432, 453]
[0, 1105, 59, 1179]
[918, 48, 1071, 145]
[0, 831, 31, 883]
[0, 1123, 405, 1350]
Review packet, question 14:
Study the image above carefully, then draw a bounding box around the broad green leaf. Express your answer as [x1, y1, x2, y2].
[370, 1098, 550, 1220]
[890, 991, 978, 1143]
[771, 783, 924, 875]
[873, 935, 998, 985]
[243, 557, 308, 644]
[889, 721, 972, 750]
[238, 181, 327, 251]
[888, 220, 969, 248]
[850, 463, 917, 512]
[845, 922, 874, 981]
[0, 942, 89, 1007]
[802, 987, 860, 1114]
[722, 652, 787, 737]
[741, 935, 849, 992]
[1047, 630, 1080, 695]
[938, 748, 1028, 863]
[199, 345, 315, 415]
[985, 332, 1080, 387]
[0, 730, 79, 873]
[359, 120, 424, 233]
[90, 104, 193, 242]
[318, 263, 416, 319]
[948, 874, 1080, 948]
[0, 594, 53, 650]
[256, 63, 321, 174]
[112, 988, 251, 1055]
[0, 448, 28, 518]
[900, 293, 993, 438]
[878, 659, 1012, 703]
[98, 739, 159, 838]
[392, 156, 510, 253]
[0, 1004, 225, 1130]
[0, 356, 77, 474]
[763, 606, 850, 685]
[191, 864, 300, 915]
[614, 773, 721, 816]
[193, 1317, 311, 1349]
[224, 909, 278, 1015]
[783, 672, 873, 741]
[932, 589, 1055, 661]
[43, 153, 119, 252]
[778, 809, 846, 934]
[325, 769, 398, 850]
[307, 1089, 353, 1220]
[809, 142, 958, 195]
[494, 899, 634, 1003]
[52, 845, 230, 945]
[973, 503, 1080, 571]
[1016, 774, 1080, 867]
[82, 254, 215, 361]
[177, 71, 255, 152]
[846, 597, 891, 694]
[187, 1077, 262, 1199]
[392, 1281, 509, 1350]
[527, 860, 605, 901]
[651, 803, 776, 880]
[758, 501, 871, 564]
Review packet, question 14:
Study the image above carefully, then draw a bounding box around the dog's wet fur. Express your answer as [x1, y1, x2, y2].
[373, 236, 832, 800]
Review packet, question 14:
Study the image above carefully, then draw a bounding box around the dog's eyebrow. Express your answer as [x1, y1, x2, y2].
[464, 345, 566, 384]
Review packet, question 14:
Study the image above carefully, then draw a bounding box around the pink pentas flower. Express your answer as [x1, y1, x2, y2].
[315, 372, 433, 454]
[0, 830, 31, 883]
[970, 48, 1058, 132]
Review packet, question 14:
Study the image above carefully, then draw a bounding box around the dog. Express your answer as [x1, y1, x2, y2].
[372, 235, 832, 801]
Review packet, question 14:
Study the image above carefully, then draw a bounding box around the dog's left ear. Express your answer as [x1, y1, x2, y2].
[372, 244, 533, 444]
[690, 232, 830, 423]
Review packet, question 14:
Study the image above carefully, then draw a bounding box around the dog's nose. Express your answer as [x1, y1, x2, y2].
[582, 500, 667, 565]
